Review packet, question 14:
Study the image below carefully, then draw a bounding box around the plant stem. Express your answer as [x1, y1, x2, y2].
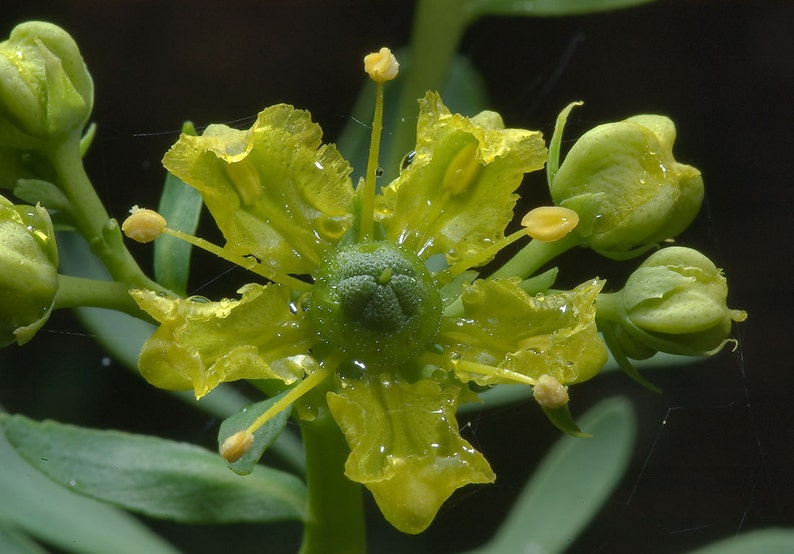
[490, 233, 580, 280]
[298, 410, 366, 554]
[53, 274, 148, 319]
[47, 133, 167, 293]
[387, 0, 467, 170]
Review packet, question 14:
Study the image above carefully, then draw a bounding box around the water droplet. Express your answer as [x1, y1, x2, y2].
[187, 295, 210, 303]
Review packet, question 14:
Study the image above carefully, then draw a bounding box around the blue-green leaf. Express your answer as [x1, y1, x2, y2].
[2, 414, 306, 524]
[465, 397, 636, 554]
[218, 388, 292, 476]
[464, 0, 658, 21]
[154, 121, 202, 295]
[0, 417, 179, 554]
[686, 528, 794, 554]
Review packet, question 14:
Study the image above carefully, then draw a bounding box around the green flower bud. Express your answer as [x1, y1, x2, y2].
[309, 241, 442, 368]
[0, 194, 58, 346]
[550, 105, 703, 259]
[0, 21, 93, 147]
[597, 246, 746, 358]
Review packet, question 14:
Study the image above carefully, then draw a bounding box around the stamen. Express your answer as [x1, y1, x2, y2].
[419, 353, 537, 386]
[438, 227, 528, 282]
[220, 430, 254, 463]
[161, 227, 312, 293]
[243, 365, 331, 436]
[521, 206, 579, 242]
[533, 374, 569, 409]
[122, 206, 166, 243]
[360, 47, 399, 242]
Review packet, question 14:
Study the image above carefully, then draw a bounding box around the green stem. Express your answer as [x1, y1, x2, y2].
[299, 410, 366, 554]
[387, 0, 467, 170]
[490, 232, 580, 280]
[47, 134, 167, 293]
[53, 274, 149, 320]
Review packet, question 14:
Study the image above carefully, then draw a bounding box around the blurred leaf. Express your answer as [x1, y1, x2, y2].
[337, 52, 489, 184]
[541, 403, 590, 438]
[2, 414, 306, 524]
[219, 388, 292, 476]
[154, 121, 202, 296]
[0, 522, 48, 554]
[13, 179, 71, 211]
[0, 417, 179, 554]
[464, 0, 657, 20]
[686, 529, 794, 554]
[465, 397, 636, 554]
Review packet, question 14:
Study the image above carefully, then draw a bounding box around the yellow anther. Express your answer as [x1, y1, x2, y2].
[521, 206, 579, 242]
[533, 374, 569, 409]
[364, 47, 399, 83]
[121, 206, 167, 243]
[220, 430, 255, 463]
[442, 142, 480, 196]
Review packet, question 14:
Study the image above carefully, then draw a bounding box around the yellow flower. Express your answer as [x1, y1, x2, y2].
[129, 91, 609, 534]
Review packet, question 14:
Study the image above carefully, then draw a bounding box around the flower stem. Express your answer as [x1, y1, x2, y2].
[298, 410, 366, 554]
[490, 232, 580, 280]
[48, 133, 167, 293]
[387, 0, 467, 170]
[53, 274, 149, 320]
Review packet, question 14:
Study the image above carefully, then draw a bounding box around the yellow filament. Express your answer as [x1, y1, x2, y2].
[162, 227, 311, 293]
[359, 81, 385, 242]
[244, 366, 330, 436]
[419, 353, 537, 386]
[438, 227, 528, 282]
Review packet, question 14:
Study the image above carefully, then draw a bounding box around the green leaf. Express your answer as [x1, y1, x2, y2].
[541, 403, 590, 438]
[686, 528, 794, 554]
[465, 396, 636, 554]
[12, 179, 71, 211]
[154, 122, 202, 296]
[1, 417, 179, 554]
[2, 414, 307, 524]
[464, 0, 658, 20]
[0, 522, 48, 554]
[218, 388, 292, 476]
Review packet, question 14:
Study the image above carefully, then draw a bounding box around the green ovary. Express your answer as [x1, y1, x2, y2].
[309, 242, 442, 367]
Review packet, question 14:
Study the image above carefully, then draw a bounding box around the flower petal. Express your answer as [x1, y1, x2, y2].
[437, 278, 608, 385]
[377, 92, 546, 265]
[326, 374, 494, 534]
[130, 283, 315, 398]
[162, 105, 354, 275]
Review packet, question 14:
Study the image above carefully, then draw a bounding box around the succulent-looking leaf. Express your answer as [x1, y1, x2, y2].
[2, 414, 306, 524]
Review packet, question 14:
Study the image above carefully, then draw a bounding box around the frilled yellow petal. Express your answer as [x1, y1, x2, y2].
[130, 283, 315, 398]
[162, 105, 354, 276]
[436, 278, 608, 386]
[326, 374, 494, 534]
[376, 92, 546, 265]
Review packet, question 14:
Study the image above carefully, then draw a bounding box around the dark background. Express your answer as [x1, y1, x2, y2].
[1, 1, 792, 553]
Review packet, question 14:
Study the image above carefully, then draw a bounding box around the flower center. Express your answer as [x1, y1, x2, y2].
[309, 242, 442, 367]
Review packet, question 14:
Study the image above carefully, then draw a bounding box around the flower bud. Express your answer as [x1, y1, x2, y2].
[597, 246, 746, 357]
[0, 21, 94, 146]
[0, 194, 59, 346]
[550, 107, 703, 259]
